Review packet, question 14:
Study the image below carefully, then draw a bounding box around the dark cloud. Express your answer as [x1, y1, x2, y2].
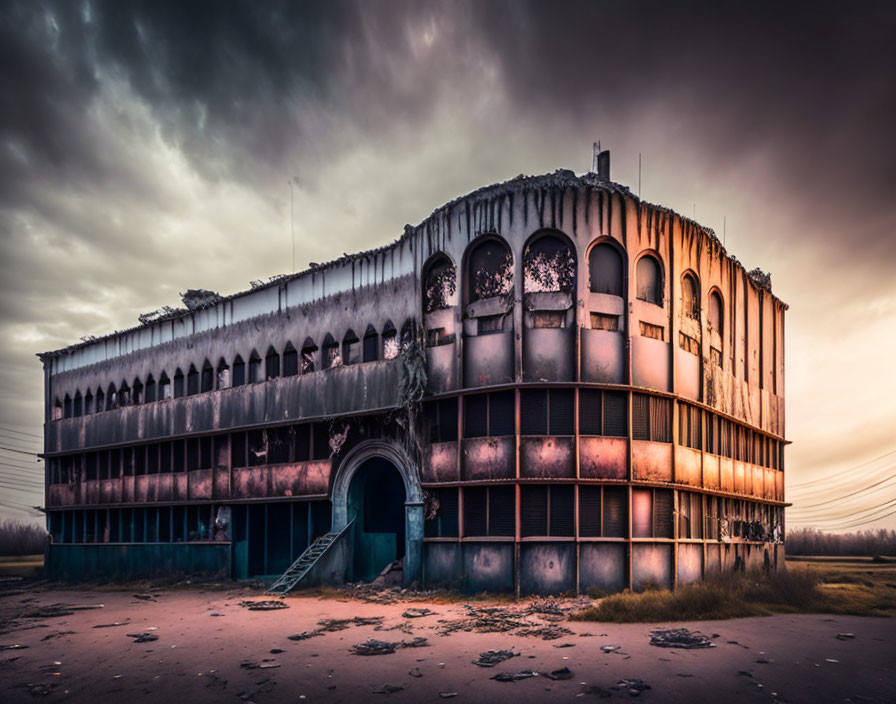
[0, 0, 894, 525]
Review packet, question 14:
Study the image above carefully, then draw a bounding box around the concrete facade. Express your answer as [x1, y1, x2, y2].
[40, 164, 787, 593]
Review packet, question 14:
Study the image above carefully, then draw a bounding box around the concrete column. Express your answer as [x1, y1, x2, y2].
[404, 500, 424, 586]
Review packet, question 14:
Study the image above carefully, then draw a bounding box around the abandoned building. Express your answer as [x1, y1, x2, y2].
[38, 158, 787, 594]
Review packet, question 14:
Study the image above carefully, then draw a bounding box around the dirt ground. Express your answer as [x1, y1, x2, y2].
[0, 586, 893, 704]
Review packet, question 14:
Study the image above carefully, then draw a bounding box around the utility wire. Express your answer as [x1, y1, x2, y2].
[788, 472, 896, 510]
[789, 497, 896, 523]
[788, 449, 896, 488]
[800, 504, 896, 531]
[0, 433, 41, 448]
[0, 445, 41, 457]
[0, 426, 42, 439]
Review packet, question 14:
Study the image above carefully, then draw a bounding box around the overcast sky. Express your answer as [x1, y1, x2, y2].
[1, 1, 894, 530]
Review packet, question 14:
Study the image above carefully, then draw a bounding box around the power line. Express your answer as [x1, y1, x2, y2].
[0, 445, 41, 457]
[800, 503, 896, 531]
[789, 496, 896, 524]
[788, 472, 896, 510]
[788, 449, 896, 488]
[0, 433, 41, 447]
[0, 426, 42, 439]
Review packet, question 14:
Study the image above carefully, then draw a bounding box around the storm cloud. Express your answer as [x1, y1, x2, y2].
[1, 0, 894, 527]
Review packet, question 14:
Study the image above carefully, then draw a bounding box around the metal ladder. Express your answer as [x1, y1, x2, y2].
[267, 519, 353, 595]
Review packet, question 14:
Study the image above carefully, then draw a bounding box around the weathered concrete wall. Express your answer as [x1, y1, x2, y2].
[519, 543, 576, 595]
[579, 542, 628, 594]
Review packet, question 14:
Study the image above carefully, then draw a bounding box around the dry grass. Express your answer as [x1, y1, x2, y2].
[572, 562, 896, 623]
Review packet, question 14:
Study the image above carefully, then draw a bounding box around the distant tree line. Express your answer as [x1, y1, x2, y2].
[0, 520, 47, 556]
[787, 527, 896, 556]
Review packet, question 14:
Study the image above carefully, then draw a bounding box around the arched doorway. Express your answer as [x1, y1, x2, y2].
[347, 457, 406, 581]
[330, 440, 424, 586]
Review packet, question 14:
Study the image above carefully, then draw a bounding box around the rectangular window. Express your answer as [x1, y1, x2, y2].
[632, 394, 672, 442]
[603, 486, 628, 538]
[462, 485, 515, 537]
[679, 332, 700, 355]
[590, 312, 619, 331]
[478, 315, 504, 335]
[579, 390, 627, 436]
[519, 484, 575, 537]
[312, 423, 330, 460]
[710, 347, 722, 368]
[633, 488, 674, 538]
[639, 321, 664, 340]
[533, 311, 566, 328]
[424, 398, 459, 443]
[678, 404, 702, 450]
[520, 389, 574, 435]
[463, 391, 515, 438]
[578, 486, 602, 537]
[424, 488, 459, 538]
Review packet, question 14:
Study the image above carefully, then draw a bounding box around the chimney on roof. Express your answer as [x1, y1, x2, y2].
[592, 141, 611, 181]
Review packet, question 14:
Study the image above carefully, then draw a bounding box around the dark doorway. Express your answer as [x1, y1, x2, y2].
[347, 457, 406, 581]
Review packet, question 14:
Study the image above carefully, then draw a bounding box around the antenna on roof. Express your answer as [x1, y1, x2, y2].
[289, 178, 296, 274]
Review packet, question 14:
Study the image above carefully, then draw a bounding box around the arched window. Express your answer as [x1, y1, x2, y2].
[159, 372, 172, 400]
[636, 254, 663, 305]
[73, 391, 82, 417]
[466, 237, 513, 305]
[248, 351, 261, 383]
[144, 374, 156, 403]
[301, 338, 317, 374]
[382, 321, 398, 360]
[63, 394, 72, 419]
[681, 273, 700, 319]
[523, 234, 575, 294]
[282, 343, 298, 377]
[265, 346, 280, 379]
[232, 355, 245, 386]
[523, 233, 576, 329]
[173, 369, 184, 398]
[363, 324, 379, 362]
[708, 291, 724, 333]
[201, 360, 214, 392]
[95, 386, 105, 412]
[401, 320, 415, 347]
[342, 329, 359, 365]
[84, 390, 94, 415]
[186, 365, 199, 395]
[322, 334, 341, 369]
[423, 254, 457, 313]
[132, 377, 143, 404]
[589, 242, 624, 296]
[465, 237, 514, 335]
[216, 358, 231, 389]
[52, 398, 63, 420]
[107, 383, 118, 409]
[118, 380, 130, 406]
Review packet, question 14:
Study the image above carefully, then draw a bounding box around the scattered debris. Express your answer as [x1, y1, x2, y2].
[40, 630, 75, 641]
[545, 667, 573, 680]
[472, 650, 519, 668]
[288, 615, 385, 641]
[836, 633, 855, 641]
[351, 640, 400, 656]
[614, 678, 652, 696]
[650, 628, 716, 649]
[92, 622, 129, 628]
[351, 637, 429, 655]
[402, 607, 435, 618]
[132, 594, 156, 601]
[0, 644, 27, 651]
[372, 684, 404, 694]
[239, 600, 288, 611]
[601, 645, 621, 653]
[492, 669, 538, 682]
[582, 684, 614, 697]
[553, 643, 575, 648]
[288, 631, 322, 641]
[24, 604, 104, 618]
[438, 693, 457, 699]
[126, 633, 159, 643]
[269, 649, 284, 654]
[240, 660, 281, 670]
[409, 667, 423, 678]
[26, 683, 52, 696]
[209, 613, 225, 617]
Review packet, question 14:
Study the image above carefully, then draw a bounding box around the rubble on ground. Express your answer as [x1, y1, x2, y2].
[649, 628, 716, 649]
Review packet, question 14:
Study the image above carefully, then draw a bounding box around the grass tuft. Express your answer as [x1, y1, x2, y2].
[572, 566, 896, 622]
